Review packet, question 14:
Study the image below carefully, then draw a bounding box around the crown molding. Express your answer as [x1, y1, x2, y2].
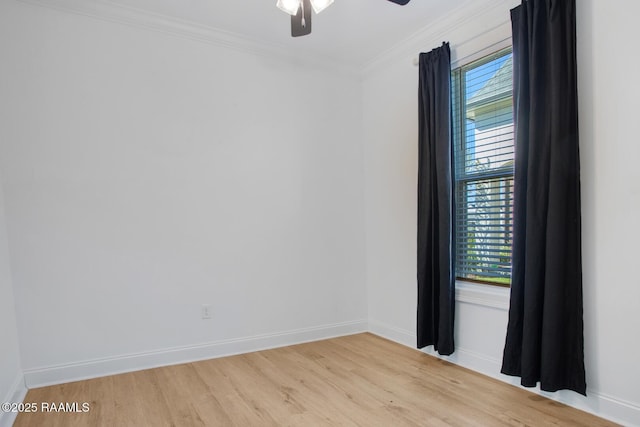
[14, 0, 518, 78]
[15, 0, 361, 78]
[361, 0, 518, 77]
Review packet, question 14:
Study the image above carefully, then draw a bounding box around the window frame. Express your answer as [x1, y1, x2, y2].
[451, 47, 515, 288]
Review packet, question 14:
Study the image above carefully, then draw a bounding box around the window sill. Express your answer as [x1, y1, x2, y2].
[455, 280, 510, 310]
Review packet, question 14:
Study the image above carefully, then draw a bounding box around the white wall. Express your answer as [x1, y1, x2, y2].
[363, 0, 640, 425]
[2, 0, 639, 424]
[0, 0, 367, 384]
[0, 171, 25, 427]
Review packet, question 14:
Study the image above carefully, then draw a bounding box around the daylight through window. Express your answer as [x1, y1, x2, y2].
[452, 48, 514, 286]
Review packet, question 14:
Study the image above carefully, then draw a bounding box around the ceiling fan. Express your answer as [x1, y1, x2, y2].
[277, 0, 411, 37]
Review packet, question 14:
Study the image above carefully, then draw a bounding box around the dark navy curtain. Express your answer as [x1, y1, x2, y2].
[501, 0, 586, 395]
[417, 42, 455, 356]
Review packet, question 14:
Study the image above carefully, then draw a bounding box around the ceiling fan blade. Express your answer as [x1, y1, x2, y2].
[291, 0, 312, 37]
[387, 0, 411, 4]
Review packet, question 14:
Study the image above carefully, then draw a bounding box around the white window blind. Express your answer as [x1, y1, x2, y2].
[452, 48, 514, 286]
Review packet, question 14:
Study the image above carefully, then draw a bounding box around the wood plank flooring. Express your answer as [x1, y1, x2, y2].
[14, 333, 617, 426]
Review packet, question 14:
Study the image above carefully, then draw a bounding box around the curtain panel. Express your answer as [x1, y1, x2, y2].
[417, 42, 455, 356]
[501, 0, 586, 395]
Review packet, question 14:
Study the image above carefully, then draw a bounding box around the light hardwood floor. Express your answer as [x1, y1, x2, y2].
[14, 333, 616, 426]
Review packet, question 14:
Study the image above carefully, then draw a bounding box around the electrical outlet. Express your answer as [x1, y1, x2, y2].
[201, 304, 212, 319]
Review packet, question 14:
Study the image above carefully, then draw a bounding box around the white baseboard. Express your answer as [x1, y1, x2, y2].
[0, 373, 28, 427]
[16, 318, 640, 426]
[368, 319, 416, 347]
[23, 320, 368, 389]
[368, 318, 640, 427]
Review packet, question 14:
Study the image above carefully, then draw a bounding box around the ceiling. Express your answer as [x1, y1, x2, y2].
[104, 0, 470, 68]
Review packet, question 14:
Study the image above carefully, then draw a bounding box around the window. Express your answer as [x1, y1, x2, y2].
[452, 48, 514, 286]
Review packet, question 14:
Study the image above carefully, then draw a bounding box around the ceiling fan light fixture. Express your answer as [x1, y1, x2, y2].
[309, 0, 334, 14]
[276, 0, 301, 16]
